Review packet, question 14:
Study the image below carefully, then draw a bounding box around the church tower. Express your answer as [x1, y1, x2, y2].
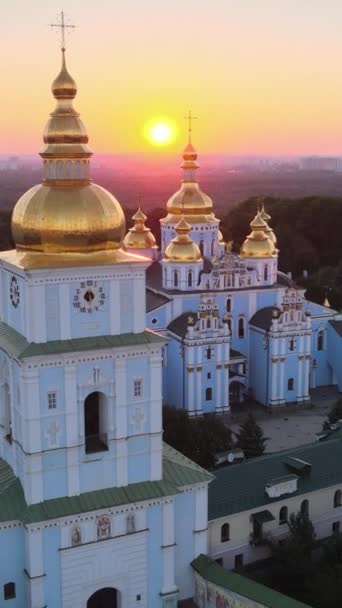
[0, 27, 211, 608]
[160, 112, 222, 258]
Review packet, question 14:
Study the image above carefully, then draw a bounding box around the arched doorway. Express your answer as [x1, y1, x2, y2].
[87, 588, 117, 608]
[229, 381, 243, 405]
[84, 392, 108, 454]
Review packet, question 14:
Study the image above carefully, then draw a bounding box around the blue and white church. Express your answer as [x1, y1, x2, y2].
[124, 130, 342, 415]
[0, 47, 212, 608]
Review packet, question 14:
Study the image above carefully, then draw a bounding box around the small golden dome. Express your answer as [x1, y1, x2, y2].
[259, 202, 271, 223]
[52, 49, 77, 99]
[240, 212, 275, 258]
[12, 183, 126, 255]
[164, 216, 202, 262]
[123, 208, 157, 250]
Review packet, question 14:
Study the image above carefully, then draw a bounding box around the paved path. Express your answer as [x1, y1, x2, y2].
[225, 387, 340, 453]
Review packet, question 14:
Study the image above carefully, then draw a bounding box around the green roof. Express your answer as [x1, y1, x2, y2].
[0, 321, 165, 360]
[192, 554, 313, 608]
[209, 433, 342, 520]
[0, 443, 212, 525]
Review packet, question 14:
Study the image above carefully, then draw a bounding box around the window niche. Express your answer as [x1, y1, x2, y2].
[97, 515, 111, 540]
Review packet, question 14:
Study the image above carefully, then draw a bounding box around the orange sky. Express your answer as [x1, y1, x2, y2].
[2, 0, 342, 155]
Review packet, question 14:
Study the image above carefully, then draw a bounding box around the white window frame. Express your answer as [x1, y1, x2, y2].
[47, 390, 57, 410]
[133, 378, 143, 400]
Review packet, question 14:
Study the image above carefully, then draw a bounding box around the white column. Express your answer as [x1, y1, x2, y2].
[59, 284, 71, 339]
[194, 486, 208, 556]
[186, 347, 195, 415]
[303, 356, 310, 399]
[196, 348, 202, 414]
[271, 359, 278, 403]
[65, 365, 80, 496]
[297, 357, 303, 400]
[25, 528, 45, 608]
[215, 344, 222, 412]
[150, 352, 163, 480]
[279, 358, 285, 402]
[133, 273, 146, 332]
[161, 501, 178, 595]
[115, 358, 128, 486]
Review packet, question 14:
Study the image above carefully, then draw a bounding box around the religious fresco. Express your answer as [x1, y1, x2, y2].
[194, 572, 262, 608]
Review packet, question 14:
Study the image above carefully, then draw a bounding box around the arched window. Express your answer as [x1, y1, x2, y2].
[221, 523, 230, 542]
[188, 271, 193, 288]
[206, 347, 212, 360]
[65, 160, 72, 178]
[288, 378, 294, 391]
[238, 317, 245, 339]
[264, 265, 268, 281]
[207, 317, 211, 329]
[173, 271, 178, 288]
[126, 513, 136, 534]
[334, 490, 342, 508]
[199, 240, 204, 256]
[206, 387, 212, 401]
[317, 330, 324, 351]
[301, 499, 309, 516]
[211, 240, 215, 256]
[3, 583, 15, 600]
[227, 318, 232, 334]
[226, 298, 231, 313]
[289, 338, 295, 351]
[279, 506, 288, 525]
[57, 160, 64, 179]
[84, 392, 108, 453]
[74, 160, 81, 178]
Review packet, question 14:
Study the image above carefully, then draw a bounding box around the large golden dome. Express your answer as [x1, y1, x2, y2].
[240, 212, 275, 258]
[164, 216, 202, 262]
[11, 49, 127, 267]
[12, 183, 125, 254]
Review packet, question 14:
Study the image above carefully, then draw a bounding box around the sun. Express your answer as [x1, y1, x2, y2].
[144, 118, 177, 146]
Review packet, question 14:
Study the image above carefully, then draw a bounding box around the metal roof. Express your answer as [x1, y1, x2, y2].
[208, 433, 342, 520]
[0, 321, 166, 360]
[0, 443, 212, 524]
[192, 555, 313, 608]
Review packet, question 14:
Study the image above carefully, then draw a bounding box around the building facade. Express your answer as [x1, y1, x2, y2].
[0, 48, 212, 608]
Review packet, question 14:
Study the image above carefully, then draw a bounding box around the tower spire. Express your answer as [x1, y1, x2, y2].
[184, 110, 198, 145]
[50, 10, 76, 51]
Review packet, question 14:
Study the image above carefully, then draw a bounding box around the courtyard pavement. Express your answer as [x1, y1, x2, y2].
[225, 386, 340, 453]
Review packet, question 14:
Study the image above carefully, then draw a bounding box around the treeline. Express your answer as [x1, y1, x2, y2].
[220, 195, 342, 309]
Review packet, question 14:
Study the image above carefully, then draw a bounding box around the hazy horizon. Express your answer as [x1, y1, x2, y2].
[3, 1, 342, 156]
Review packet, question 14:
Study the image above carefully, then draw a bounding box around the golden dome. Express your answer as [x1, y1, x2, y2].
[164, 216, 202, 262]
[123, 208, 157, 250]
[12, 183, 126, 254]
[259, 202, 277, 247]
[161, 139, 217, 224]
[218, 230, 224, 242]
[240, 212, 275, 258]
[11, 49, 127, 267]
[259, 202, 271, 223]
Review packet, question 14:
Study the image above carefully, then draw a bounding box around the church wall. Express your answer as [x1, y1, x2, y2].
[165, 338, 184, 408]
[43, 526, 62, 608]
[311, 318, 333, 387]
[146, 504, 164, 607]
[42, 450, 68, 500]
[127, 436, 150, 483]
[0, 526, 25, 608]
[79, 449, 117, 492]
[327, 323, 342, 391]
[249, 329, 268, 405]
[175, 491, 196, 599]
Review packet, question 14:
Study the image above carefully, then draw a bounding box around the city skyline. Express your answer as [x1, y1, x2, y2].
[2, 0, 342, 155]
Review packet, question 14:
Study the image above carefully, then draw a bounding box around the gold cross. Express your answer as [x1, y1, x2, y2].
[50, 11, 76, 51]
[184, 110, 198, 144]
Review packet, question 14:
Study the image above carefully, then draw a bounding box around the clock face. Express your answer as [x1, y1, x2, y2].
[10, 276, 20, 308]
[73, 280, 105, 313]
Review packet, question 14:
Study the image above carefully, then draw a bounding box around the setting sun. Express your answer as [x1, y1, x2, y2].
[144, 118, 177, 146]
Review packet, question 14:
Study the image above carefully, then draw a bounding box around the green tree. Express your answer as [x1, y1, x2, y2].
[235, 412, 268, 459]
[323, 399, 342, 431]
[162, 406, 232, 469]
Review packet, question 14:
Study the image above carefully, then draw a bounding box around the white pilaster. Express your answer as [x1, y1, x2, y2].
[161, 501, 178, 595]
[25, 528, 45, 608]
[194, 486, 208, 557]
[115, 358, 128, 486]
[109, 278, 120, 335]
